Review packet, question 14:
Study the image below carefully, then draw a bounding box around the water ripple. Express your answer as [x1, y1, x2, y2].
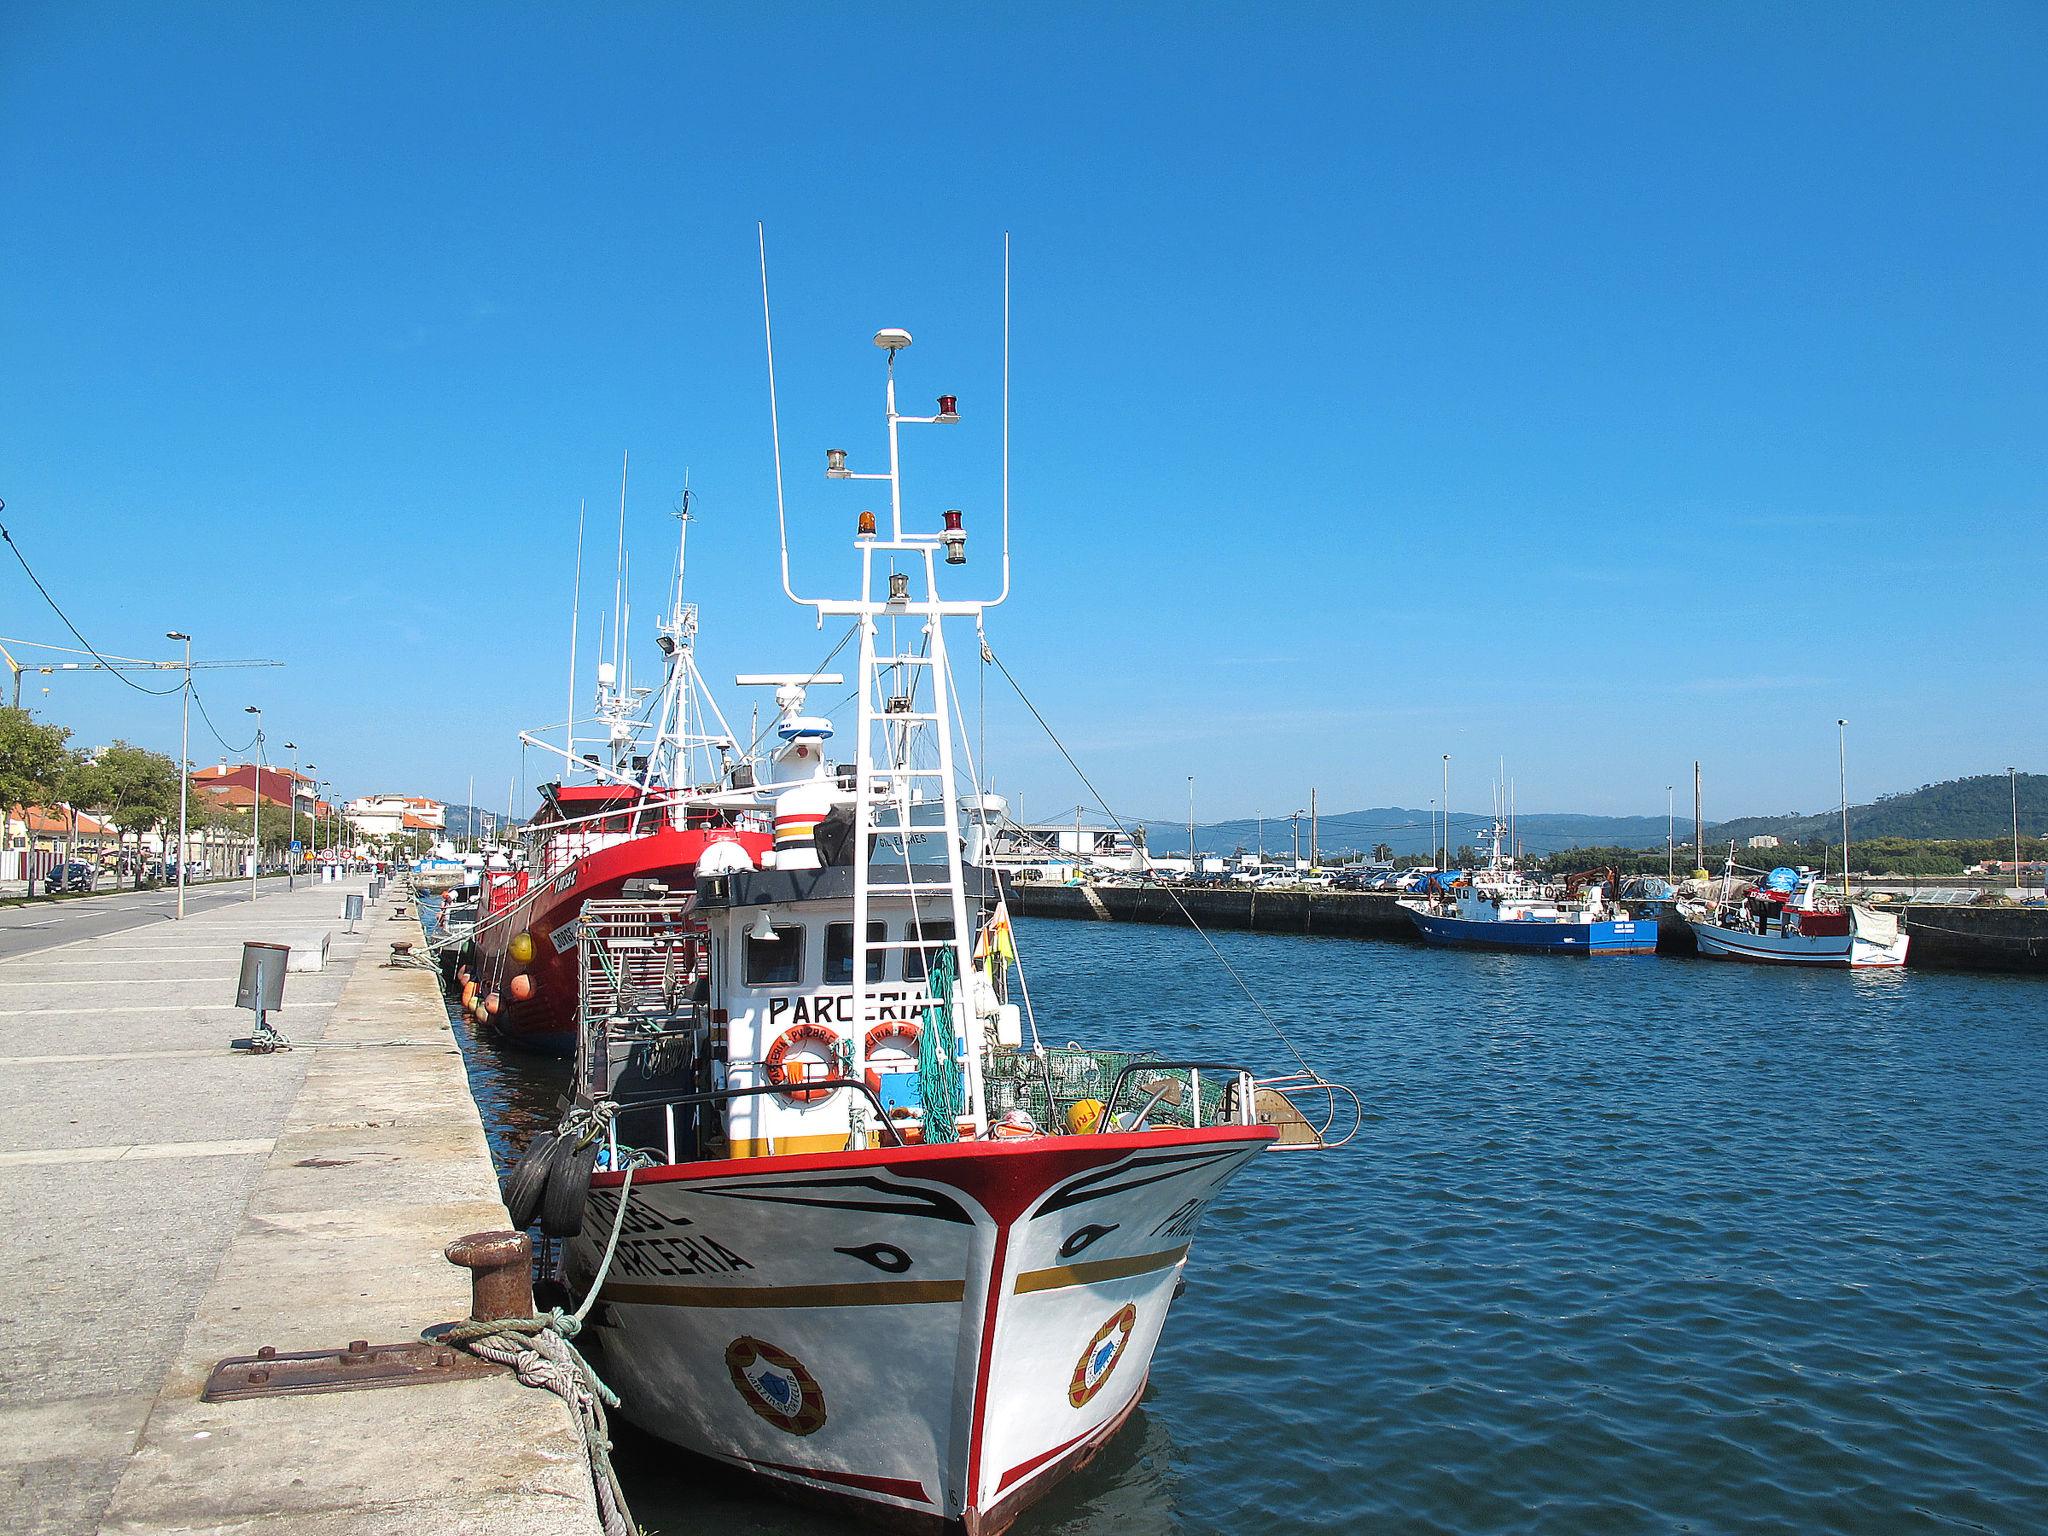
[455, 918, 2048, 1533]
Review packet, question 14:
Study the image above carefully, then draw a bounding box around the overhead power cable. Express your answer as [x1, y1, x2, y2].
[0, 507, 183, 697]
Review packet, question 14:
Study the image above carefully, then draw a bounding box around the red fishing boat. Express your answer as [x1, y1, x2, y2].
[460, 490, 774, 1052]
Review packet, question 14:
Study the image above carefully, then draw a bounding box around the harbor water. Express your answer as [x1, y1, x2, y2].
[454, 917, 2048, 1534]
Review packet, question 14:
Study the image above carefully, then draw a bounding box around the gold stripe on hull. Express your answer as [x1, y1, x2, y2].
[1013, 1244, 1190, 1295]
[603, 1278, 966, 1309]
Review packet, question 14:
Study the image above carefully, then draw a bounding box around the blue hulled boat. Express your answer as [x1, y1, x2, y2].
[1397, 823, 1658, 956]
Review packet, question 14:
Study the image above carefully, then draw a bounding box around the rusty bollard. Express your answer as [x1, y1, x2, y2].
[445, 1230, 534, 1321]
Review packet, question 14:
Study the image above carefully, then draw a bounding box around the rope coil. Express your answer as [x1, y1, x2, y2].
[430, 1165, 640, 1536]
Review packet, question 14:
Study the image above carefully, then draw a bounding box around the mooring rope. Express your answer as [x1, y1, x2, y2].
[430, 1164, 640, 1536]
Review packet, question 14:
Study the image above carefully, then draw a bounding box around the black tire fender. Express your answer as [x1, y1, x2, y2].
[541, 1137, 601, 1239]
[502, 1130, 559, 1229]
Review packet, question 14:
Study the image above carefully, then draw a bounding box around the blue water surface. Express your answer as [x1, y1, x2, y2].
[461, 918, 2048, 1534]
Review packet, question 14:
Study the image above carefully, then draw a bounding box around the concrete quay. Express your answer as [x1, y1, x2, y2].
[1007, 881, 2048, 973]
[0, 879, 601, 1535]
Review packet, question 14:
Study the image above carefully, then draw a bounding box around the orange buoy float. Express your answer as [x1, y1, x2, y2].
[762, 1023, 841, 1104]
[484, 991, 501, 1016]
[509, 973, 534, 1002]
[461, 980, 478, 1007]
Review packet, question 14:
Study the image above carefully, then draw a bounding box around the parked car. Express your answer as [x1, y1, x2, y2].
[46, 862, 97, 893]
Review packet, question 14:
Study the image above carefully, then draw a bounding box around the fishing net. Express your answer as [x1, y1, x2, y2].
[983, 1046, 1237, 1132]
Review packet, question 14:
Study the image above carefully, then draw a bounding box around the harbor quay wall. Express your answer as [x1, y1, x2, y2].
[1896, 904, 2048, 973]
[0, 878, 602, 1536]
[1004, 881, 2048, 975]
[1003, 880, 1418, 939]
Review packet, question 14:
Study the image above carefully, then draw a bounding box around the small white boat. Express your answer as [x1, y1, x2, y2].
[1683, 866, 1909, 969]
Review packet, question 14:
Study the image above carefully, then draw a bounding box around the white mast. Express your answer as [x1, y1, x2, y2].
[566, 498, 585, 762]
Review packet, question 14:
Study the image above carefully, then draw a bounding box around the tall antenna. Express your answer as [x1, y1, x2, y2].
[996, 230, 1012, 605]
[566, 498, 586, 758]
[613, 449, 630, 683]
[759, 223, 799, 605]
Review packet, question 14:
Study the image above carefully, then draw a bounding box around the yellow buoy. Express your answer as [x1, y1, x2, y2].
[509, 932, 535, 965]
[1065, 1098, 1107, 1136]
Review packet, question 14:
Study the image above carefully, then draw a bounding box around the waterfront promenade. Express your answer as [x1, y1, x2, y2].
[0, 880, 600, 1535]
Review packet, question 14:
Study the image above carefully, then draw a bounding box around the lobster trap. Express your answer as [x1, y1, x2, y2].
[573, 897, 709, 1111]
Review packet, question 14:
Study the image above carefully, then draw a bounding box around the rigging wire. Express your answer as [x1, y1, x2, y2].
[981, 637, 1319, 1080]
[0, 510, 184, 696]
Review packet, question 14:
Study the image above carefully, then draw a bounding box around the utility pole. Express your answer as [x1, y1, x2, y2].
[168, 632, 191, 918]
[244, 707, 263, 902]
[1693, 760, 1703, 877]
[1187, 775, 1196, 877]
[1310, 787, 1318, 869]
[2010, 766, 2021, 895]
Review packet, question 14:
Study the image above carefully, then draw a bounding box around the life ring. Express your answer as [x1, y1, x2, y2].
[863, 1020, 922, 1096]
[763, 1023, 841, 1104]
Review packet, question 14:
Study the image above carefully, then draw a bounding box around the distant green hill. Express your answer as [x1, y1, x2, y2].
[1131, 773, 2045, 862]
[1707, 772, 2048, 845]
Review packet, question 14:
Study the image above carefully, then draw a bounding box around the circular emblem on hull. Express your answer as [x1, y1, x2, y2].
[725, 1336, 827, 1435]
[1068, 1304, 1138, 1407]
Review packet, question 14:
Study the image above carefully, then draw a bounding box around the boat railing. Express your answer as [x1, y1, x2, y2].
[1254, 1070, 1365, 1149]
[1097, 1059, 1259, 1133]
[602, 1077, 911, 1167]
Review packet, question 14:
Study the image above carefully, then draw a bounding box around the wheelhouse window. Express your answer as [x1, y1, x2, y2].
[744, 922, 805, 986]
[824, 922, 887, 985]
[904, 920, 954, 982]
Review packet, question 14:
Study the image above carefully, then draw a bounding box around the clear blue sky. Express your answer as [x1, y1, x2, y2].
[4, 3, 2042, 827]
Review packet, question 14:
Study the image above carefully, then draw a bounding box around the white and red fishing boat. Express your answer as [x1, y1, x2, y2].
[1682, 863, 1909, 968]
[508, 307, 1354, 1532]
[462, 492, 773, 1052]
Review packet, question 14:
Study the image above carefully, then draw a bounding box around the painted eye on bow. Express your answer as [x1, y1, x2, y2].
[1060, 1223, 1119, 1259]
[835, 1243, 912, 1273]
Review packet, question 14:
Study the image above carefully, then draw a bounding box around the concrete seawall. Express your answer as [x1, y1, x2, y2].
[2, 880, 601, 1536]
[1006, 882, 2048, 974]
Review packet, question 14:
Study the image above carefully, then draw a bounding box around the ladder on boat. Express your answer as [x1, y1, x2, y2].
[847, 548, 986, 1139]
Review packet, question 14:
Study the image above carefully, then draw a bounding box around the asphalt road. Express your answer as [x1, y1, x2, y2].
[0, 879, 305, 963]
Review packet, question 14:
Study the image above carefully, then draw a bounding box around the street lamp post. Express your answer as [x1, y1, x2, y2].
[1666, 784, 1675, 882]
[1187, 776, 1196, 879]
[2009, 767, 2022, 896]
[1441, 754, 1451, 870]
[1837, 719, 1850, 902]
[167, 632, 191, 919]
[303, 763, 318, 880]
[244, 707, 262, 902]
[283, 742, 299, 891]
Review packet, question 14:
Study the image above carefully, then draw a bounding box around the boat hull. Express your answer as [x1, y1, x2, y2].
[1686, 919, 1909, 968]
[1400, 905, 1658, 955]
[565, 1125, 1276, 1533]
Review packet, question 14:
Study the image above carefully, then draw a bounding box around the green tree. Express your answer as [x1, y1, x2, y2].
[63, 742, 180, 888]
[0, 709, 72, 855]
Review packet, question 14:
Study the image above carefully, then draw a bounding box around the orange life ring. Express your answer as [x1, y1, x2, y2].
[862, 1020, 922, 1096]
[763, 1023, 841, 1104]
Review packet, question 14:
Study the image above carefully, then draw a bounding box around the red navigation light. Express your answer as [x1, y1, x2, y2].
[942, 508, 967, 565]
[857, 510, 877, 538]
[936, 394, 959, 421]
